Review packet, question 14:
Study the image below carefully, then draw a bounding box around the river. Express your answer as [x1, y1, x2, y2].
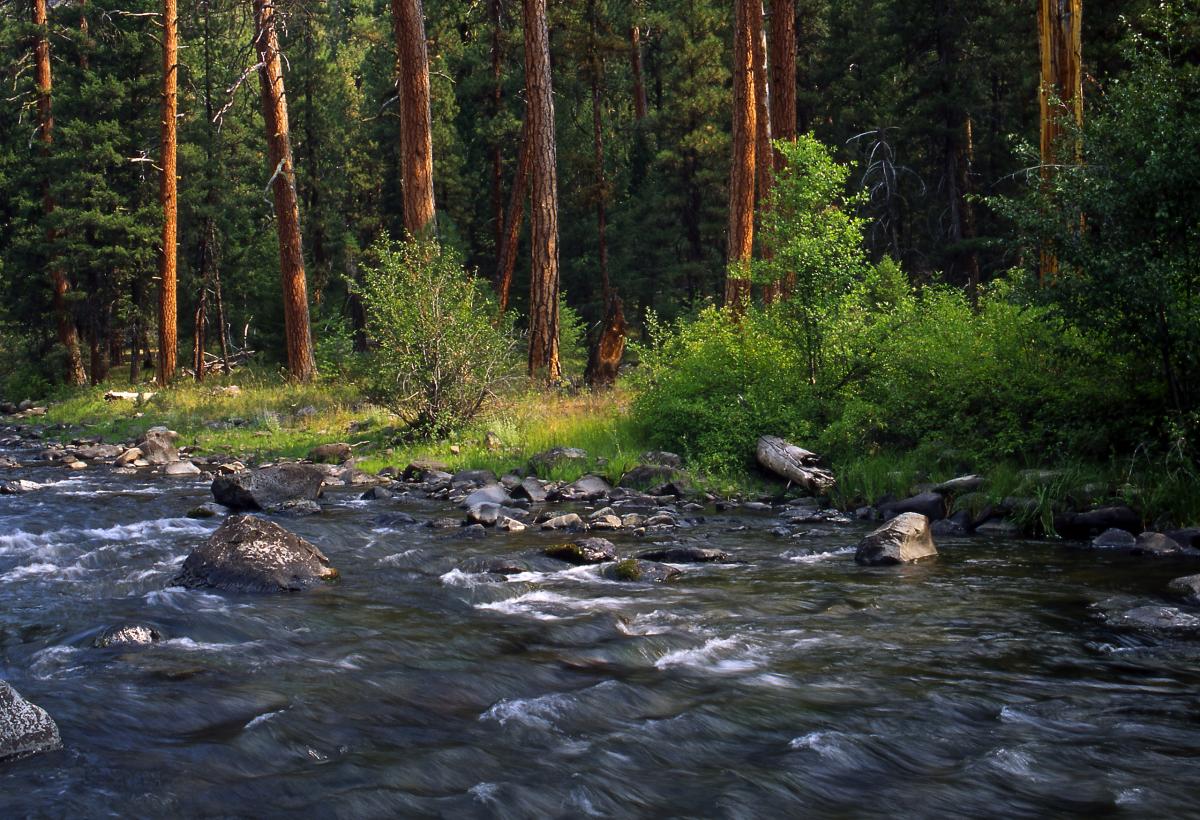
[2, 445, 1199, 817]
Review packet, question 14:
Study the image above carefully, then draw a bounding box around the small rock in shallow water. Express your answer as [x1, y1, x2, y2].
[1132, 531, 1183, 557]
[974, 519, 1021, 538]
[360, 486, 392, 501]
[164, 460, 201, 477]
[602, 559, 680, 583]
[0, 480, 40, 495]
[0, 680, 61, 762]
[540, 513, 585, 532]
[94, 624, 162, 648]
[637, 546, 730, 563]
[187, 503, 224, 519]
[545, 537, 617, 565]
[1168, 574, 1200, 605]
[497, 516, 527, 533]
[1091, 528, 1136, 549]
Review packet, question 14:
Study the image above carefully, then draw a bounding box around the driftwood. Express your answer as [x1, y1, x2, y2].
[756, 435, 836, 494]
[182, 349, 254, 378]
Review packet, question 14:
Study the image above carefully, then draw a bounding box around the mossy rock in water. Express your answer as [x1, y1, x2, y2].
[545, 537, 616, 565]
[602, 559, 681, 583]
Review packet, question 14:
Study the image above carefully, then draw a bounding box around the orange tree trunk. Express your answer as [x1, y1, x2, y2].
[157, 0, 178, 385]
[750, 1, 775, 303]
[391, 0, 436, 236]
[1037, 0, 1083, 283]
[33, 0, 86, 386]
[629, 25, 648, 121]
[725, 0, 757, 311]
[495, 114, 531, 318]
[254, 0, 316, 382]
[522, 0, 561, 381]
[768, 0, 797, 297]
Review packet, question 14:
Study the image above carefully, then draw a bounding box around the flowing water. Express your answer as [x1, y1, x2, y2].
[3, 444, 1200, 818]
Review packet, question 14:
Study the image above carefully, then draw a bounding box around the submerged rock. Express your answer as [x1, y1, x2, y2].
[1091, 528, 1137, 549]
[855, 512, 937, 565]
[545, 537, 617, 565]
[636, 546, 730, 563]
[186, 503, 224, 519]
[602, 559, 681, 583]
[211, 464, 326, 512]
[94, 624, 163, 648]
[0, 681, 61, 762]
[173, 514, 338, 593]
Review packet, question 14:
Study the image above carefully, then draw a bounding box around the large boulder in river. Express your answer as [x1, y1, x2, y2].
[637, 546, 730, 563]
[173, 514, 338, 593]
[545, 537, 617, 565]
[136, 426, 179, 465]
[211, 464, 325, 511]
[855, 513, 937, 565]
[560, 475, 613, 501]
[0, 680, 61, 762]
[602, 559, 680, 583]
[462, 484, 511, 508]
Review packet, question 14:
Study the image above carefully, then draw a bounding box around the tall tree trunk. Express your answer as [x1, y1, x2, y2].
[495, 115, 530, 318]
[129, 278, 144, 383]
[959, 115, 981, 300]
[1037, 0, 1083, 283]
[32, 0, 86, 386]
[628, 24, 648, 121]
[589, 1, 609, 303]
[254, 0, 316, 382]
[523, 0, 561, 381]
[767, 0, 796, 161]
[157, 0, 178, 386]
[725, 0, 757, 311]
[391, 0, 436, 236]
[751, 1, 775, 303]
[489, 0, 505, 256]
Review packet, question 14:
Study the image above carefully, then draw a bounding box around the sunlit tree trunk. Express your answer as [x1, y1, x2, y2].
[629, 24, 648, 121]
[768, 0, 797, 297]
[523, 0, 561, 381]
[32, 0, 86, 386]
[751, 1, 776, 303]
[391, 0, 436, 236]
[495, 114, 530, 318]
[725, 0, 757, 311]
[1037, 0, 1083, 283]
[254, 0, 316, 382]
[157, 0, 178, 386]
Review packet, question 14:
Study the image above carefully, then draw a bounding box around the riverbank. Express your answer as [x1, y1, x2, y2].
[7, 375, 1199, 534]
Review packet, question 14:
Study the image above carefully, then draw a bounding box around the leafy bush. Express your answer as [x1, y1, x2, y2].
[357, 236, 517, 437]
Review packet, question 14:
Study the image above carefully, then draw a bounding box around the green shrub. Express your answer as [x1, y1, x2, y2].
[356, 236, 518, 437]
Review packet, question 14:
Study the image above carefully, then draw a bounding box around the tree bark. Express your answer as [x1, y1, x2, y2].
[629, 25, 648, 121]
[585, 295, 626, 389]
[1037, 0, 1083, 284]
[523, 0, 561, 381]
[32, 0, 86, 386]
[489, 0, 505, 256]
[391, 0, 436, 236]
[157, 0, 178, 386]
[725, 0, 757, 311]
[768, 0, 796, 162]
[254, 0, 316, 382]
[589, 0, 609, 302]
[495, 114, 531, 318]
[751, 1, 776, 303]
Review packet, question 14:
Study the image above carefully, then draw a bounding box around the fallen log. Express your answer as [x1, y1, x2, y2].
[756, 435, 836, 494]
[104, 390, 156, 403]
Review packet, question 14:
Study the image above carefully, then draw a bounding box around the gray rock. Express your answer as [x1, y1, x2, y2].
[94, 624, 162, 648]
[459, 524, 488, 539]
[114, 447, 143, 467]
[562, 475, 613, 501]
[373, 512, 418, 527]
[974, 519, 1021, 538]
[636, 546, 730, 563]
[497, 516, 527, 533]
[163, 460, 202, 477]
[931, 518, 967, 537]
[589, 514, 623, 530]
[1166, 528, 1200, 549]
[137, 427, 179, 465]
[529, 447, 589, 476]
[307, 443, 352, 463]
[360, 486, 392, 501]
[1091, 527, 1136, 549]
[879, 491, 947, 522]
[511, 477, 549, 503]
[545, 537, 617, 564]
[855, 512, 937, 565]
[540, 513, 586, 532]
[0, 681, 61, 762]
[1059, 505, 1141, 538]
[1168, 574, 1200, 604]
[602, 559, 681, 583]
[1109, 605, 1200, 632]
[1132, 531, 1183, 557]
[933, 474, 986, 495]
[0, 480, 40, 495]
[619, 464, 679, 490]
[402, 459, 449, 480]
[73, 444, 123, 460]
[274, 499, 322, 517]
[462, 484, 511, 508]
[186, 503, 224, 519]
[640, 451, 683, 468]
[172, 514, 338, 593]
[211, 464, 326, 511]
[451, 469, 497, 487]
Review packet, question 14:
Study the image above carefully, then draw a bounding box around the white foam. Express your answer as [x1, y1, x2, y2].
[244, 709, 285, 730]
[655, 636, 764, 672]
[784, 545, 856, 563]
[480, 692, 574, 730]
[788, 731, 854, 764]
[440, 568, 489, 588]
[0, 562, 62, 582]
[475, 590, 636, 621]
[377, 550, 419, 566]
[469, 783, 499, 804]
[30, 645, 85, 679]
